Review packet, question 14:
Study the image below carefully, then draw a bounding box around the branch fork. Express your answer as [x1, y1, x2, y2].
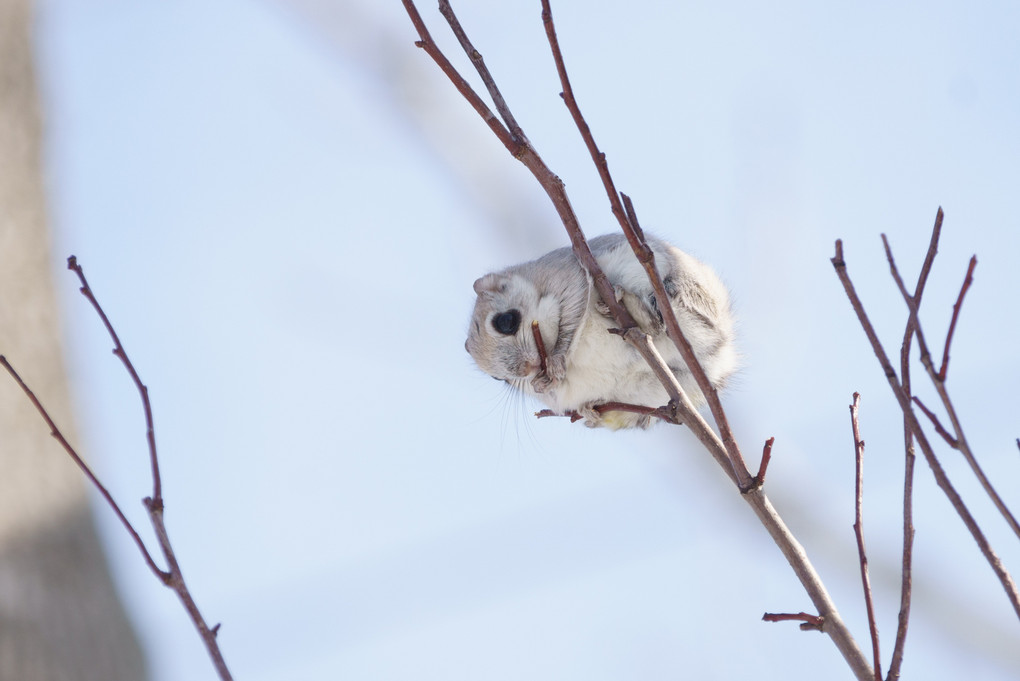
[833, 216, 1020, 626]
[2, 257, 234, 681]
[402, 2, 873, 678]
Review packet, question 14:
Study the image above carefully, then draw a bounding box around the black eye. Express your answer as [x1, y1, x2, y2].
[491, 309, 521, 336]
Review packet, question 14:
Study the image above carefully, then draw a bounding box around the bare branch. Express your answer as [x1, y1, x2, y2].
[889, 410, 915, 681]
[406, 0, 628, 329]
[535, 408, 584, 423]
[437, 0, 526, 144]
[763, 612, 826, 631]
[68, 256, 162, 501]
[912, 396, 958, 447]
[881, 238, 1020, 540]
[403, 3, 873, 678]
[938, 255, 977, 381]
[753, 437, 775, 489]
[535, 401, 678, 425]
[4, 258, 235, 680]
[403, 0, 737, 481]
[143, 495, 230, 680]
[540, 0, 751, 488]
[886, 207, 942, 680]
[832, 239, 1020, 618]
[619, 195, 751, 487]
[0, 354, 168, 582]
[914, 206, 944, 297]
[401, 0, 519, 154]
[594, 401, 673, 421]
[540, 0, 633, 243]
[850, 393, 883, 681]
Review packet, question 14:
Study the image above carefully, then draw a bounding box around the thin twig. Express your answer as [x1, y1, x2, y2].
[405, 0, 626, 328]
[939, 256, 977, 381]
[753, 437, 775, 489]
[762, 612, 826, 631]
[144, 495, 228, 674]
[540, 0, 751, 489]
[437, 0, 527, 144]
[594, 401, 673, 421]
[850, 393, 883, 681]
[76, 258, 233, 680]
[912, 396, 958, 447]
[4, 258, 234, 681]
[0, 355, 168, 581]
[535, 408, 584, 422]
[887, 207, 941, 680]
[535, 401, 677, 425]
[620, 194, 751, 487]
[881, 237, 1020, 541]
[889, 387, 916, 681]
[68, 256, 162, 501]
[401, 0, 519, 154]
[832, 239, 1020, 619]
[531, 321, 549, 376]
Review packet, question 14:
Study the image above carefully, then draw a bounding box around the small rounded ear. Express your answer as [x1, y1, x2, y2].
[473, 273, 504, 295]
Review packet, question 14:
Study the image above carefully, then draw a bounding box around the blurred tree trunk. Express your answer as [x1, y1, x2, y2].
[0, 1, 148, 679]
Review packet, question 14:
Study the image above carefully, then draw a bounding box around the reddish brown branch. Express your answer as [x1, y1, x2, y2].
[887, 208, 941, 680]
[881, 237, 1020, 540]
[531, 321, 549, 376]
[437, 0, 526, 144]
[762, 612, 826, 631]
[850, 394, 883, 681]
[621, 193, 647, 242]
[541, 0, 634, 251]
[912, 396, 958, 447]
[540, 0, 751, 489]
[889, 408, 916, 681]
[939, 255, 977, 381]
[402, 0, 739, 483]
[0, 354, 168, 581]
[403, 4, 873, 678]
[3, 258, 234, 681]
[68, 256, 162, 501]
[404, 0, 633, 335]
[832, 239, 1020, 618]
[752, 437, 774, 489]
[620, 194, 750, 487]
[596, 401, 668, 419]
[915, 206, 943, 293]
[401, 0, 519, 154]
[535, 401, 677, 425]
[143, 495, 228, 675]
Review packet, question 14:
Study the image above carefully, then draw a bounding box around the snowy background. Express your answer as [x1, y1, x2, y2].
[31, 0, 1020, 679]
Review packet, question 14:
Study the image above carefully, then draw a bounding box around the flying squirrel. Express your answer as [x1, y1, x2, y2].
[465, 233, 737, 429]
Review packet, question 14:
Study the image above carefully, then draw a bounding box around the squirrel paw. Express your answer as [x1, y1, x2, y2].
[579, 402, 655, 430]
[595, 285, 626, 317]
[596, 285, 666, 334]
[531, 354, 566, 394]
[577, 403, 606, 428]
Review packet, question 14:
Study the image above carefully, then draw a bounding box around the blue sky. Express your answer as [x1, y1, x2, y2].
[31, 0, 1020, 679]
